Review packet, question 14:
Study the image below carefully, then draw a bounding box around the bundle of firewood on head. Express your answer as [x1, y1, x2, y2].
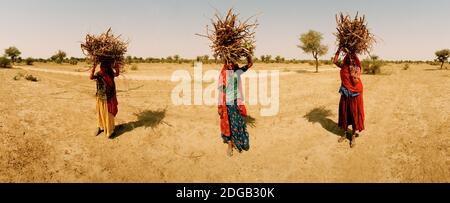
[198, 8, 258, 65]
[335, 12, 375, 55]
[81, 28, 128, 72]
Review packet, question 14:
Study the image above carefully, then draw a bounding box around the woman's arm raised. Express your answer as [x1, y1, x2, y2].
[240, 56, 253, 72]
[333, 47, 342, 67]
[114, 61, 121, 77]
[90, 62, 97, 80]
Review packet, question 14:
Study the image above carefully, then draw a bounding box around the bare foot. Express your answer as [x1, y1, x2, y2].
[338, 136, 347, 143]
[227, 147, 233, 157]
[338, 131, 348, 143]
[350, 135, 356, 148]
[227, 141, 233, 157]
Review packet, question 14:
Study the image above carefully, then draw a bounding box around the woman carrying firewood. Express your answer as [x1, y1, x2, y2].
[90, 60, 121, 138]
[333, 47, 365, 148]
[333, 12, 374, 148]
[218, 56, 253, 156]
[81, 28, 127, 138]
[199, 8, 257, 156]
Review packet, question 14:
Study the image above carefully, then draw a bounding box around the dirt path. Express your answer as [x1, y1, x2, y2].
[0, 64, 448, 182]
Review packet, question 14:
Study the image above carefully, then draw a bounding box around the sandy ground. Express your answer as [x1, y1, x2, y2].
[0, 62, 449, 183]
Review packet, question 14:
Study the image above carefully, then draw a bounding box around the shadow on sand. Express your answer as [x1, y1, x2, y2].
[424, 68, 447, 71]
[304, 106, 342, 136]
[295, 70, 309, 74]
[111, 108, 170, 139]
[245, 115, 256, 128]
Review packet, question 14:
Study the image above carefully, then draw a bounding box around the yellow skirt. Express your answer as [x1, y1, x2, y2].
[96, 97, 115, 136]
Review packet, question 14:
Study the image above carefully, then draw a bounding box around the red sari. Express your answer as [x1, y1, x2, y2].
[97, 70, 118, 116]
[218, 64, 247, 137]
[338, 55, 365, 132]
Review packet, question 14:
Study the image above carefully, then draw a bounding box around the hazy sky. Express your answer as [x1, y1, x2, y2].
[1, 0, 449, 60]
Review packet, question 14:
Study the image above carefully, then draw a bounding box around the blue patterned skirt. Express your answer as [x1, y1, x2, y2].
[221, 100, 250, 152]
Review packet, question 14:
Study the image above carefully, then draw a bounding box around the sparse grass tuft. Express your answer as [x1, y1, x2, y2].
[403, 64, 410, 70]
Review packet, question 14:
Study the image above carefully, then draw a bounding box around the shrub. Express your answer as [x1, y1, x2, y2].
[131, 64, 138, 70]
[13, 72, 37, 82]
[50, 50, 66, 64]
[25, 57, 34, 65]
[69, 59, 78, 65]
[403, 64, 410, 70]
[321, 60, 332, 65]
[0, 56, 12, 68]
[25, 74, 38, 82]
[426, 61, 440, 66]
[13, 72, 25, 80]
[362, 56, 384, 75]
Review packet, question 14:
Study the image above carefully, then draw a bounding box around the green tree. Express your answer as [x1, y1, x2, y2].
[298, 30, 328, 73]
[213, 54, 218, 64]
[435, 49, 449, 69]
[51, 50, 67, 64]
[275, 56, 282, 63]
[265, 55, 272, 63]
[173, 55, 180, 63]
[203, 55, 209, 64]
[5, 46, 21, 64]
[166, 56, 173, 63]
[125, 56, 133, 64]
[275, 55, 285, 63]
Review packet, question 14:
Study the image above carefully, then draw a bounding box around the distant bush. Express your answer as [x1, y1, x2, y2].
[25, 57, 34, 65]
[69, 59, 78, 65]
[426, 61, 440, 66]
[290, 59, 300, 64]
[260, 55, 272, 63]
[321, 60, 332, 65]
[275, 56, 285, 63]
[196, 55, 211, 64]
[50, 50, 67, 64]
[403, 64, 410, 70]
[131, 64, 138, 70]
[362, 55, 384, 75]
[0, 56, 12, 68]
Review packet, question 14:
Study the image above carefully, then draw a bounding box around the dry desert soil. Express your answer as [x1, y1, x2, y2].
[0, 62, 449, 182]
